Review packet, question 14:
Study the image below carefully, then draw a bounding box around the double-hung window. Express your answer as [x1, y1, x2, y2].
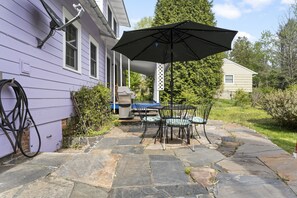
[89, 35, 99, 79]
[63, 8, 81, 73]
[225, 75, 234, 84]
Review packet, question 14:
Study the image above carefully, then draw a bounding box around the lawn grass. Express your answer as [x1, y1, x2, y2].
[210, 99, 297, 153]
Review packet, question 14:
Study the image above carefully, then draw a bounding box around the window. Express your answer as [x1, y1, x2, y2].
[225, 75, 234, 83]
[63, 8, 81, 73]
[108, 6, 112, 27]
[113, 18, 117, 36]
[107, 57, 111, 88]
[65, 20, 78, 70]
[89, 35, 99, 79]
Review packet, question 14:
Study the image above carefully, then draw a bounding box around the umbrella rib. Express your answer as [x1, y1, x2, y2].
[174, 30, 202, 60]
[130, 30, 168, 61]
[112, 31, 164, 50]
[176, 29, 233, 50]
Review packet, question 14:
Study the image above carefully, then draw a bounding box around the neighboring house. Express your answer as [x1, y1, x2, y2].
[220, 59, 257, 99]
[0, 0, 130, 158]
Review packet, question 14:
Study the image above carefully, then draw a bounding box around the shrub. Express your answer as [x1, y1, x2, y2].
[233, 89, 251, 107]
[72, 83, 112, 135]
[251, 87, 275, 107]
[261, 89, 297, 127]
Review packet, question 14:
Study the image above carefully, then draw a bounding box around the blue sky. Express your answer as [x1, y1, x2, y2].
[122, 0, 295, 42]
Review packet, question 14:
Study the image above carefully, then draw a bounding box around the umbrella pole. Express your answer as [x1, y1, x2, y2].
[170, 30, 173, 107]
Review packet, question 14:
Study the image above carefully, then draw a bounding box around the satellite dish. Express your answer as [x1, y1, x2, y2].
[37, 0, 84, 48]
[40, 0, 64, 29]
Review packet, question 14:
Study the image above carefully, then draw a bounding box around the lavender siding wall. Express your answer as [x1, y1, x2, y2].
[0, 0, 107, 157]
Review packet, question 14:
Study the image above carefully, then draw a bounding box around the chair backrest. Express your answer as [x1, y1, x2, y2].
[159, 104, 195, 120]
[195, 103, 213, 124]
[134, 103, 148, 120]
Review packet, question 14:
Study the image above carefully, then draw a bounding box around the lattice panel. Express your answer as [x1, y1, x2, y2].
[156, 63, 164, 90]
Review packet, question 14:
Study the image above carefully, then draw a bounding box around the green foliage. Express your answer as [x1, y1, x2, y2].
[134, 17, 153, 29]
[126, 71, 153, 101]
[72, 83, 112, 135]
[251, 87, 275, 107]
[184, 167, 191, 175]
[233, 89, 251, 107]
[261, 89, 297, 127]
[277, 16, 297, 87]
[154, 0, 223, 104]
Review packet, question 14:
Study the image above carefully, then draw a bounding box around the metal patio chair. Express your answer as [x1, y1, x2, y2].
[190, 103, 213, 144]
[159, 104, 194, 150]
[134, 103, 161, 143]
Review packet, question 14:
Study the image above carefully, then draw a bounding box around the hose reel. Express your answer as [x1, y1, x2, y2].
[0, 79, 41, 158]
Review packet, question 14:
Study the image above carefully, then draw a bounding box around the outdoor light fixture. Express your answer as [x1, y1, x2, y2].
[36, 0, 85, 48]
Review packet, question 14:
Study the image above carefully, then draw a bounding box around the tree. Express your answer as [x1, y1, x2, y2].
[277, 17, 297, 87]
[153, 0, 223, 104]
[229, 37, 254, 68]
[229, 34, 280, 88]
[134, 17, 153, 29]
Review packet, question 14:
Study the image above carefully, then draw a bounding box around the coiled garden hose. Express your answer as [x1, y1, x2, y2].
[0, 79, 41, 158]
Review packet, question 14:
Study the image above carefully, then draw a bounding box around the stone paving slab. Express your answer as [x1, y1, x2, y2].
[52, 153, 120, 189]
[70, 182, 108, 198]
[109, 186, 170, 198]
[0, 164, 53, 193]
[259, 155, 297, 194]
[24, 153, 73, 168]
[234, 142, 289, 158]
[214, 173, 297, 198]
[216, 157, 278, 178]
[155, 184, 208, 197]
[117, 137, 141, 145]
[174, 148, 226, 167]
[94, 138, 119, 149]
[111, 145, 144, 155]
[112, 155, 151, 187]
[0, 176, 74, 198]
[109, 184, 208, 198]
[150, 155, 190, 185]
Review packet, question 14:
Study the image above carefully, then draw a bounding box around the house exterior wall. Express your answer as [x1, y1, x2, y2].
[220, 59, 256, 99]
[0, 0, 110, 157]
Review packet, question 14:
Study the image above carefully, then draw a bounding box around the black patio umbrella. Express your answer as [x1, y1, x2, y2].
[112, 20, 237, 105]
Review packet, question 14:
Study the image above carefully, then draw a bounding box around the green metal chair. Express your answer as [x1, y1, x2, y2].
[134, 103, 161, 143]
[190, 103, 213, 143]
[159, 104, 194, 149]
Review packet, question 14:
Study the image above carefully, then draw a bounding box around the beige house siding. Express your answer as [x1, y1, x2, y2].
[220, 59, 257, 99]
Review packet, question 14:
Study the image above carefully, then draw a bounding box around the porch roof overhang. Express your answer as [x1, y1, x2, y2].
[105, 37, 157, 76]
[80, 0, 116, 38]
[109, 0, 131, 27]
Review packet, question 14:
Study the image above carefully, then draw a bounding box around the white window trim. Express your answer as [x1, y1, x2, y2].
[224, 74, 234, 84]
[89, 35, 99, 80]
[63, 7, 82, 74]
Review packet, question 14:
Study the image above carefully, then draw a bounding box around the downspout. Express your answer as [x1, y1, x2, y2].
[86, 0, 116, 39]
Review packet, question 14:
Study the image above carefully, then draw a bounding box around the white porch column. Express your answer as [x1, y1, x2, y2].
[104, 41, 107, 87]
[128, 59, 131, 88]
[154, 63, 164, 103]
[120, 54, 122, 86]
[113, 51, 116, 113]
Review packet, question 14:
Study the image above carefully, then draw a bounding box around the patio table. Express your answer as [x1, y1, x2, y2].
[151, 104, 195, 150]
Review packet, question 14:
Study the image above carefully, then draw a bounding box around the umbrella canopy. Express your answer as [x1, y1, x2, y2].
[112, 20, 237, 104]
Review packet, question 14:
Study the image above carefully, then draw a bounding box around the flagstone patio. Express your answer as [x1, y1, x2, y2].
[0, 120, 297, 197]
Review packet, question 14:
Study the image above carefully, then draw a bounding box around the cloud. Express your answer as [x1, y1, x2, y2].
[213, 3, 241, 19]
[235, 31, 257, 42]
[242, 0, 274, 9]
[281, 0, 295, 4]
